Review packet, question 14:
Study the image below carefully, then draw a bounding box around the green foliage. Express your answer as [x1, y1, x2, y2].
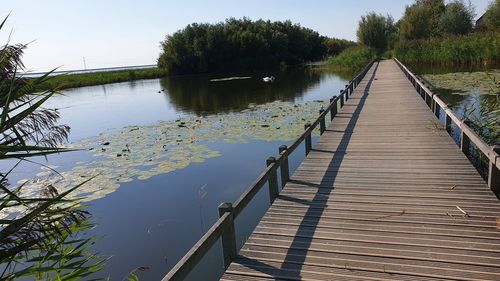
[323, 38, 357, 57]
[356, 13, 396, 51]
[157, 18, 326, 74]
[439, 0, 475, 35]
[484, 0, 500, 31]
[325, 46, 377, 69]
[399, 0, 445, 40]
[0, 15, 104, 280]
[34, 67, 167, 92]
[394, 32, 500, 66]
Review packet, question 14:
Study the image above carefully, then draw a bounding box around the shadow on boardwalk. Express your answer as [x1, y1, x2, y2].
[238, 62, 380, 278]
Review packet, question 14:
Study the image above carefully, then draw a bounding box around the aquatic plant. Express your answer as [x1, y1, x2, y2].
[462, 73, 500, 145]
[11, 100, 329, 207]
[423, 70, 500, 145]
[422, 70, 500, 95]
[0, 15, 104, 280]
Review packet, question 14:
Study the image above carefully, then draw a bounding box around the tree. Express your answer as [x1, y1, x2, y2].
[356, 13, 395, 51]
[484, 0, 500, 31]
[158, 18, 327, 74]
[439, 0, 475, 35]
[400, 0, 445, 40]
[323, 38, 357, 57]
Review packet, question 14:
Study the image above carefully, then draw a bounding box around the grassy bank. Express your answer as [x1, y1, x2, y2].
[324, 46, 377, 69]
[394, 32, 500, 66]
[34, 67, 167, 92]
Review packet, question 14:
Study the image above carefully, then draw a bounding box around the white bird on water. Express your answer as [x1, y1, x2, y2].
[262, 76, 275, 82]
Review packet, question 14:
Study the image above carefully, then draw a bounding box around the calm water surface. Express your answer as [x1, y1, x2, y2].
[8, 67, 355, 280]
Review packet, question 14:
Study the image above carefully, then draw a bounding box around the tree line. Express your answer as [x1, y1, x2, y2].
[357, 0, 500, 54]
[157, 18, 355, 74]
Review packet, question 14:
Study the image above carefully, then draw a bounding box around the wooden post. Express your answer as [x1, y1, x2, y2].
[345, 85, 349, 101]
[445, 113, 452, 133]
[218, 202, 237, 269]
[304, 123, 312, 156]
[266, 157, 279, 203]
[434, 103, 440, 119]
[461, 122, 471, 157]
[331, 98, 338, 120]
[329, 97, 336, 120]
[319, 109, 326, 135]
[349, 82, 354, 95]
[279, 145, 290, 188]
[340, 90, 344, 108]
[488, 146, 500, 192]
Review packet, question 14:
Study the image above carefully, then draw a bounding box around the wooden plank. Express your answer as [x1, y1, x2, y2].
[221, 60, 500, 281]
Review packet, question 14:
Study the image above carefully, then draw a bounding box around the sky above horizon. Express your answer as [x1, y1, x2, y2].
[2, 0, 492, 72]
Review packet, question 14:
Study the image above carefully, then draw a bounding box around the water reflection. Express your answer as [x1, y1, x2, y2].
[161, 67, 353, 114]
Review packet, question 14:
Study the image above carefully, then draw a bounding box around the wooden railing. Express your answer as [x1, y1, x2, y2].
[162, 59, 375, 281]
[395, 58, 500, 192]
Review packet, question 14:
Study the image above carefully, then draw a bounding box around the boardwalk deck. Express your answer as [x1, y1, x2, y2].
[220, 60, 500, 281]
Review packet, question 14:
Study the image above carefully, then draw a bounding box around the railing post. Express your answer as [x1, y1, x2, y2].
[319, 109, 326, 135]
[461, 122, 471, 156]
[345, 85, 349, 101]
[278, 145, 290, 188]
[339, 90, 344, 108]
[445, 113, 452, 133]
[488, 146, 500, 192]
[304, 123, 312, 156]
[266, 157, 279, 203]
[218, 202, 237, 269]
[329, 97, 337, 120]
[349, 81, 354, 94]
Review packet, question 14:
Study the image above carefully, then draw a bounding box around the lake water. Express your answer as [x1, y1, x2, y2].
[6, 63, 497, 280]
[4, 67, 355, 280]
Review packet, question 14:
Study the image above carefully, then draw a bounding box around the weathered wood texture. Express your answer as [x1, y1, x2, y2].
[221, 60, 500, 281]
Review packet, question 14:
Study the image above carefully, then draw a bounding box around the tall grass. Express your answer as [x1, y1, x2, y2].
[325, 46, 377, 69]
[34, 67, 167, 92]
[394, 32, 500, 66]
[1, 16, 105, 280]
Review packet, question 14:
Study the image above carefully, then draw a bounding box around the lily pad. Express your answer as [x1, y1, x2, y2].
[5, 99, 328, 217]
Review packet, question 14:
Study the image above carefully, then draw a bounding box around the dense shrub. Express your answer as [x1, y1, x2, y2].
[158, 18, 326, 74]
[325, 46, 377, 69]
[323, 38, 357, 57]
[399, 0, 445, 40]
[484, 0, 500, 31]
[438, 0, 475, 35]
[356, 13, 397, 51]
[393, 32, 500, 66]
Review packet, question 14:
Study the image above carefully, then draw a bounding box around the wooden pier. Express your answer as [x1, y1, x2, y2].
[164, 60, 500, 281]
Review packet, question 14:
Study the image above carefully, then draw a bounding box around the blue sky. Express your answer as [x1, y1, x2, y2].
[2, 0, 492, 72]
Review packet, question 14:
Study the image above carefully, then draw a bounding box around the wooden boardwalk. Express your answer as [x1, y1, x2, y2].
[220, 60, 500, 281]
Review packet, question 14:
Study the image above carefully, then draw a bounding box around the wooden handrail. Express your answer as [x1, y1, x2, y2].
[394, 58, 500, 192]
[162, 59, 375, 281]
